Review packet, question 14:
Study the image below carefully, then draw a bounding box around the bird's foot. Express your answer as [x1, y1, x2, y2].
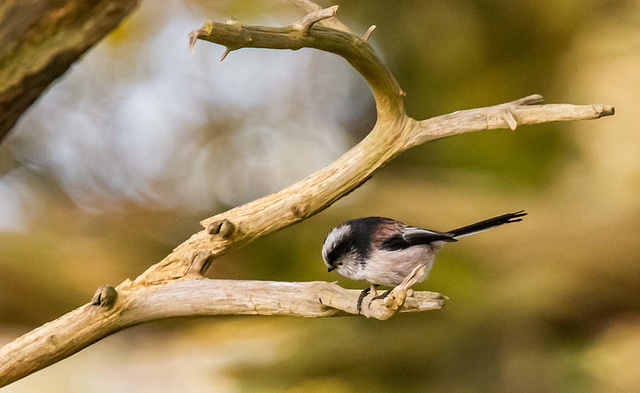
[356, 288, 371, 315]
[371, 289, 392, 302]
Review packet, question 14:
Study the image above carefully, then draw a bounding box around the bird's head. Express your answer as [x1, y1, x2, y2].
[321, 223, 354, 273]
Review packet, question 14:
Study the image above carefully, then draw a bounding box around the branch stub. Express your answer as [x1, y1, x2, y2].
[90, 285, 118, 308]
[293, 5, 339, 32]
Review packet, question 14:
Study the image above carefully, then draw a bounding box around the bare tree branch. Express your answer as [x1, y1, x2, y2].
[0, 2, 614, 386]
[0, 0, 141, 143]
[0, 276, 444, 386]
[409, 95, 614, 146]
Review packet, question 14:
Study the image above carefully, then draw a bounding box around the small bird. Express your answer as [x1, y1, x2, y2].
[321, 211, 527, 313]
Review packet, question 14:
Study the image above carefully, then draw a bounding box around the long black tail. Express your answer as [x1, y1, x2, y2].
[448, 210, 527, 238]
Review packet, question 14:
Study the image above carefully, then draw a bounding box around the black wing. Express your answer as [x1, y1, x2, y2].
[381, 227, 456, 251]
[402, 227, 456, 245]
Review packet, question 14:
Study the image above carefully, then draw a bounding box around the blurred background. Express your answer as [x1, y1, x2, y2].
[1, 0, 639, 391]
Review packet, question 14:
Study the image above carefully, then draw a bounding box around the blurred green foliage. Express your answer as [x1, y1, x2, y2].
[1, 0, 639, 392]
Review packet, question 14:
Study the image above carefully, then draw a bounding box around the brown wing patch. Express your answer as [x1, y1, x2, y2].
[370, 219, 406, 249]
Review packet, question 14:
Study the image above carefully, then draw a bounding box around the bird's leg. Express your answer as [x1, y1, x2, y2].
[371, 289, 392, 301]
[357, 284, 378, 314]
[356, 288, 370, 314]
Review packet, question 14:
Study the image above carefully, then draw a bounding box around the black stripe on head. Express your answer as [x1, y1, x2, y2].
[323, 223, 357, 269]
[325, 232, 354, 268]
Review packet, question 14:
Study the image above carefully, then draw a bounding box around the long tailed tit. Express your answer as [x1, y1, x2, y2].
[322, 211, 526, 313]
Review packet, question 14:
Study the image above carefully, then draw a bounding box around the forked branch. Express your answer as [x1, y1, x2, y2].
[0, 2, 614, 387]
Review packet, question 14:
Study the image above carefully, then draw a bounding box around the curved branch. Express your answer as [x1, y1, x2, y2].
[143, 8, 615, 287]
[189, 10, 405, 116]
[0, 277, 444, 386]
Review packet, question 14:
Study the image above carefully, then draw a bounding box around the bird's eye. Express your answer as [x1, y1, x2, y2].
[338, 262, 343, 266]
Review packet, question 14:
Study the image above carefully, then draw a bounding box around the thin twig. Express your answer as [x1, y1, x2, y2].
[293, 5, 339, 32]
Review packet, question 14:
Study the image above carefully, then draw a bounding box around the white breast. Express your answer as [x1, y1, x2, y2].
[337, 245, 439, 287]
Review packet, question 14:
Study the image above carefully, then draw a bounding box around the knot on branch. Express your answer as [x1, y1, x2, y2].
[90, 285, 118, 309]
[206, 219, 236, 238]
[290, 203, 311, 219]
[187, 251, 214, 276]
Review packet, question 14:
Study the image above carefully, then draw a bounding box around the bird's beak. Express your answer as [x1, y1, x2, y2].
[327, 266, 336, 272]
